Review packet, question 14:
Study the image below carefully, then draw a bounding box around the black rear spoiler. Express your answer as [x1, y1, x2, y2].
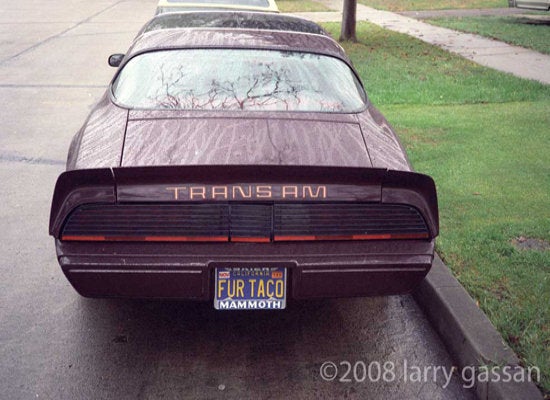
[49, 165, 438, 237]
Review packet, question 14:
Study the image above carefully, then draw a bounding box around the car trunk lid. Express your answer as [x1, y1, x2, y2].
[121, 111, 372, 168]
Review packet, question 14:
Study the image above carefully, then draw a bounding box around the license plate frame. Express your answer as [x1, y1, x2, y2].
[213, 265, 288, 310]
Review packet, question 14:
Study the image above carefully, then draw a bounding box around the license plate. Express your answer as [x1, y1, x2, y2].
[214, 267, 287, 310]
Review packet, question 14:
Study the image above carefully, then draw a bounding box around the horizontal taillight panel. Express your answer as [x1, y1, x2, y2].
[273, 204, 428, 240]
[61, 203, 430, 242]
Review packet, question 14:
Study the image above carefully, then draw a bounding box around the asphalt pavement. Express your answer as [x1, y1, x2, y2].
[0, 1, 476, 399]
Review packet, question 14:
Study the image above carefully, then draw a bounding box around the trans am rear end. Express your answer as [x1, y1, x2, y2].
[49, 27, 438, 310]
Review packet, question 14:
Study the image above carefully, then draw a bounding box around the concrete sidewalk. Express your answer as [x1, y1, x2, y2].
[398, 7, 529, 19]
[291, 1, 550, 85]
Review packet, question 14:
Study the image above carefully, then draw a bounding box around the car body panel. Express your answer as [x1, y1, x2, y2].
[126, 28, 350, 66]
[358, 105, 411, 171]
[51, 24, 439, 302]
[56, 239, 434, 299]
[50, 165, 439, 237]
[121, 115, 372, 167]
[67, 105, 411, 173]
[50, 165, 438, 299]
[66, 93, 127, 170]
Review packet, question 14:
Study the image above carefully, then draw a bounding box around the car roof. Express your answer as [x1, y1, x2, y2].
[138, 11, 328, 36]
[126, 28, 350, 64]
[156, 0, 279, 13]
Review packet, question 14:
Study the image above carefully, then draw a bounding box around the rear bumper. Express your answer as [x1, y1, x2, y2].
[56, 239, 435, 300]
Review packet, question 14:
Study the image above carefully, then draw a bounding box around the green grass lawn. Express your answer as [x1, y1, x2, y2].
[323, 22, 550, 394]
[427, 15, 550, 55]
[276, 0, 332, 12]
[358, 0, 507, 11]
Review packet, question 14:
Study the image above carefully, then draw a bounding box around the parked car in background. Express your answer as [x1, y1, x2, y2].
[137, 11, 328, 37]
[156, 0, 279, 14]
[508, 0, 549, 10]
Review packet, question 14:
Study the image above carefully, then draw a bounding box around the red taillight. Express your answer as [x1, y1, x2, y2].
[61, 235, 229, 242]
[61, 235, 106, 241]
[273, 232, 429, 242]
[60, 203, 432, 243]
[62, 232, 429, 242]
[231, 237, 270, 243]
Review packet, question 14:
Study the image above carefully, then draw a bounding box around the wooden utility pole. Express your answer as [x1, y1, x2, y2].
[339, 0, 357, 42]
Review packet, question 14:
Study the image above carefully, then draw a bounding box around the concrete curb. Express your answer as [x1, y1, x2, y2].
[413, 255, 544, 399]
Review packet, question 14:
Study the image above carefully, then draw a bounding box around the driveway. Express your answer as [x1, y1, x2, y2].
[0, 1, 474, 398]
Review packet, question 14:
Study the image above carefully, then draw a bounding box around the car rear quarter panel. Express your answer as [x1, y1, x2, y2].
[66, 93, 128, 170]
[358, 105, 411, 171]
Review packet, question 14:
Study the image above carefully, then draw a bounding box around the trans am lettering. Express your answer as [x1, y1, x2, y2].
[166, 185, 327, 200]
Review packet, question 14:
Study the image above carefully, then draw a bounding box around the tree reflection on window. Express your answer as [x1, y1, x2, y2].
[113, 49, 366, 113]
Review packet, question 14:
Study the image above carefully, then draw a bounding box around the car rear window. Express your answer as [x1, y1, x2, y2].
[112, 49, 366, 113]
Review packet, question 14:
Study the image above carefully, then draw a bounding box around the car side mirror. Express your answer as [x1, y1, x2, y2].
[108, 54, 125, 67]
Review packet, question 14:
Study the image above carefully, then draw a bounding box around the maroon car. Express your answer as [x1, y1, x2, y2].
[49, 25, 438, 310]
